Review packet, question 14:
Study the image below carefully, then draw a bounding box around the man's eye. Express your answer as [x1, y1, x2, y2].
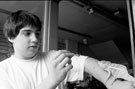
[36, 32, 41, 37]
[24, 32, 31, 36]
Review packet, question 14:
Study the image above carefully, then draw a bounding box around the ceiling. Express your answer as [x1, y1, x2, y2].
[0, 0, 130, 44]
[58, 0, 130, 45]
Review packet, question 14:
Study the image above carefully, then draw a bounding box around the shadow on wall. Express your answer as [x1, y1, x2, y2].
[79, 40, 128, 64]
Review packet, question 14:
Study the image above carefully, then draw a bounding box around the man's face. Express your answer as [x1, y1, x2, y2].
[11, 26, 40, 59]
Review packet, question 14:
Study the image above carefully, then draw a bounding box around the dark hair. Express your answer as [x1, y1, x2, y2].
[3, 10, 42, 39]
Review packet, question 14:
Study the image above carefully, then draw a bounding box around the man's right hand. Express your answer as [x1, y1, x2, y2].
[44, 50, 74, 88]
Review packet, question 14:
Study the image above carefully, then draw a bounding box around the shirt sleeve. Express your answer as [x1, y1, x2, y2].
[65, 55, 88, 83]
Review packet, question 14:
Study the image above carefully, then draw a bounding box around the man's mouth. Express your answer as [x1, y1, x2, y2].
[29, 45, 38, 49]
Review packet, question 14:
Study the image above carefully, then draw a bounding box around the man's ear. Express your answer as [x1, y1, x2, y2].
[8, 38, 14, 43]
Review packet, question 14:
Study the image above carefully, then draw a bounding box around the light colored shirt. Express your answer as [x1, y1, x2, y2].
[0, 52, 87, 89]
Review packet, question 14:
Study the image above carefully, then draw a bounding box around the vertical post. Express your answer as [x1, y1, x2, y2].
[127, 0, 135, 76]
[42, 1, 59, 52]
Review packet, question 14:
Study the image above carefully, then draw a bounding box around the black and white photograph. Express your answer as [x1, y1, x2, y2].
[0, 0, 135, 89]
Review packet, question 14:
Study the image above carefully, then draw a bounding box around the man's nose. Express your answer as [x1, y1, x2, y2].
[31, 33, 38, 42]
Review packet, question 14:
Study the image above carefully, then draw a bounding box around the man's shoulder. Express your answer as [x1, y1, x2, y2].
[36, 51, 46, 60]
[0, 57, 12, 71]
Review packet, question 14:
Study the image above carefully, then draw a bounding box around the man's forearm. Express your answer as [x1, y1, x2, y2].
[84, 58, 135, 89]
[84, 57, 108, 84]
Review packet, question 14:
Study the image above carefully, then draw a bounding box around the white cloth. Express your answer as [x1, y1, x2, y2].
[98, 61, 135, 83]
[0, 52, 87, 89]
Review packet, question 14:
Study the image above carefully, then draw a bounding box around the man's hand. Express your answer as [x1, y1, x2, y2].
[98, 60, 135, 89]
[45, 50, 74, 88]
[106, 76, 135, 89]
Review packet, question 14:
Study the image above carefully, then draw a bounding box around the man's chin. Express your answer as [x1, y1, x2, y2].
[27, 51, 38, 58]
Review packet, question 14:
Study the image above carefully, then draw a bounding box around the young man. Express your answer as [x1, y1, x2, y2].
[0, 10, 135, 89]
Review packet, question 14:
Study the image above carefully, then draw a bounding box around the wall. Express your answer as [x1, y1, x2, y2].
[89, 40, 128, 64]
[66, 39, 78, 53]
[66, 39, 128, 65]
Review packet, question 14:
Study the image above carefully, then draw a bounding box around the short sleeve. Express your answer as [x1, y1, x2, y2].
[65, 55, 88, 83]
